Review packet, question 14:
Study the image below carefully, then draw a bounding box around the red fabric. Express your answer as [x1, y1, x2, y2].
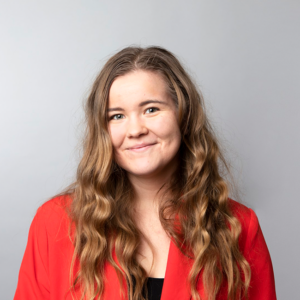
[14, 195, 276, 300]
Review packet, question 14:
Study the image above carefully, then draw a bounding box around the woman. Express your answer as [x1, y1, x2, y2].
[14, 46, 276, 300]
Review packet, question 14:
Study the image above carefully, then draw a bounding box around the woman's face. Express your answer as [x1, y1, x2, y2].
[107, 70, 181, 180]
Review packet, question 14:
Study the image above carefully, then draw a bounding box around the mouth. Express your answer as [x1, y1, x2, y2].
[127, 143, 157, 152]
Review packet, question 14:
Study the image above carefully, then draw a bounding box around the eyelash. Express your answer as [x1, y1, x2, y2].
[109, 114, 124, 120]
[109, 107, 159, 120]
[145, 107, 159, 114]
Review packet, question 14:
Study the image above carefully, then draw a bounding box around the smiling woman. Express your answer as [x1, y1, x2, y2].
[14, 46, 276, 300]
[108, 71, 181, 181]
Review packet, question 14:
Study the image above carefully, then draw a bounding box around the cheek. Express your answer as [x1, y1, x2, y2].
[150, 114, 181, 141]
[108, 125, 125, 149]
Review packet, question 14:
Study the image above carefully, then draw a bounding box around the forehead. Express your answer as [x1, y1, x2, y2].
[108, 70, 171, 107]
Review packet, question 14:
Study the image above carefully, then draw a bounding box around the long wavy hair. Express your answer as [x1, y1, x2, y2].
[63, 46, 251, 300]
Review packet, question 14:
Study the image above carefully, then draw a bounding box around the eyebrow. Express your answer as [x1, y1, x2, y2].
[107, 100, 168, 112]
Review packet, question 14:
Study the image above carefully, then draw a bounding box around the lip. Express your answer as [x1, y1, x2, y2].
[127, 143, 157, 151]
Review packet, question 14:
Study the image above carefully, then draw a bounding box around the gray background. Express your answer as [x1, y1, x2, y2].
[1, 0, 299, 298]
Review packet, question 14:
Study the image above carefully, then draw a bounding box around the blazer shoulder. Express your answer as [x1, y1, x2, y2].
[228, 200, 277, 299]
[38, 194, 72, 212]
[14, 195, 75, 300]
[34, 194, 73, 237]
[228, 198, 259, 251]
[228, 198, 256, 223]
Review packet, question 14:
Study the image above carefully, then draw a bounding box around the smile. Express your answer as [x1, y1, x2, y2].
[127, 143, 157, 152]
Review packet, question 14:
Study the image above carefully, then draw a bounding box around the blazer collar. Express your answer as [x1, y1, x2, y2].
[103, 239, 194, 300]
[160, 239, 194, 300]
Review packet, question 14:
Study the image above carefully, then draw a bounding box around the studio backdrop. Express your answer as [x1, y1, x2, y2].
[1, 1, 299, 299]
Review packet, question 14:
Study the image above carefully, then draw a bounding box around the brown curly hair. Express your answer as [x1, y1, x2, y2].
[63, 46, 251, 300]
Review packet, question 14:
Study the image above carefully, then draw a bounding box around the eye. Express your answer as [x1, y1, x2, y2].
[109, 114, 124, 120]
[145, 107, 159, 114]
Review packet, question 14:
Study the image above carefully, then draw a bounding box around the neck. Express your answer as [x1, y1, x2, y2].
[127, 160, 178, 212]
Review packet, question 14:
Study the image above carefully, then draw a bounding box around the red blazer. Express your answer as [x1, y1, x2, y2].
[14, 196, 276, 300]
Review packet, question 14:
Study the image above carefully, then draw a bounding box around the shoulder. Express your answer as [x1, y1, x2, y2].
[228, 198, 260, 252]
[228, 198, 255, 221]
[37, 194, 72, 217]
[33, 194, 73, 238]
[228, 200, 276, 298]
[14, 195, 75, 299]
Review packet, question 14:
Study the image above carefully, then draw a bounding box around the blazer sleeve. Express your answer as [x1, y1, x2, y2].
[244, 208, 276, 300]
[14, 207, 50, 300]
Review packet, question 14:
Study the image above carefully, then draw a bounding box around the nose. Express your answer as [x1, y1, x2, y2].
[126, 116, 148, 138]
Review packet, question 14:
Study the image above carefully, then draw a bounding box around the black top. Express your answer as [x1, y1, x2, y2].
[145, 277, 164, 300]
[131, 276, 164, 300]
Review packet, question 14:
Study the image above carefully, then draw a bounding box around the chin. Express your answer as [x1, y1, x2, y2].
[118, 157, 177, 179]
[120, 162, 163, 177]
[126, 167, 159, 177]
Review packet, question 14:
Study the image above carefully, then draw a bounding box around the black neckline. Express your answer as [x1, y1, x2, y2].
[146, 277, 164, 300]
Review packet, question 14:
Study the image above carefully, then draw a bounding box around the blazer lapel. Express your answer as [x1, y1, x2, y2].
[102, 249, 128, 300]
[160, 239, 194, 300]
[103, 239, 196, 300]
